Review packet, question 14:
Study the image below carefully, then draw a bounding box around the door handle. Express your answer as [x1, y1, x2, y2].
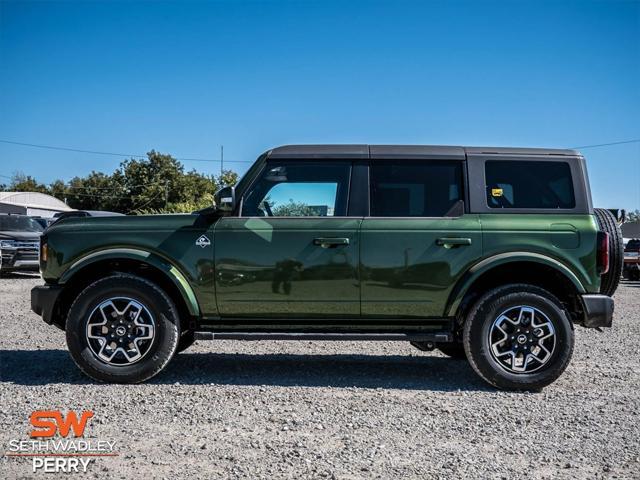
[313, 237, 350, 248]
[436, 237, 472, 248]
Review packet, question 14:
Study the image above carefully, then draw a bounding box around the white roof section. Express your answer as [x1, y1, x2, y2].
[0, 191, 72, 212]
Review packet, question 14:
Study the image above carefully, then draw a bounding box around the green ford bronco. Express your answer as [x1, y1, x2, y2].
[31, 145, 623, 390]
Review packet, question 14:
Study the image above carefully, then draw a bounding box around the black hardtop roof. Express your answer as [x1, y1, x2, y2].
[266, 144, 580, 160]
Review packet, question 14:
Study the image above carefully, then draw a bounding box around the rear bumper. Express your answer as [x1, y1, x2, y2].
[581, 294, 614, 328]
[31, 284, 63, 325]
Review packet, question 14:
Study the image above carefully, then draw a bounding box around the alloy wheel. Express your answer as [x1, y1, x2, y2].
[86, 297, 156, 365]
[488, 305, 556, 374]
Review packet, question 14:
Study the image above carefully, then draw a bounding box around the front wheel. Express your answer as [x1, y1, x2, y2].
[66, 274, 180, 383]
[176, 331, 195, 353]
[463, 284, 574, 391]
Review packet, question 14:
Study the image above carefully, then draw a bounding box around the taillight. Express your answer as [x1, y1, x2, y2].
[597, 231, 609, 275]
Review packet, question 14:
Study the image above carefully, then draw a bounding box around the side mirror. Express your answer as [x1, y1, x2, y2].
[215, 186, 236, 214]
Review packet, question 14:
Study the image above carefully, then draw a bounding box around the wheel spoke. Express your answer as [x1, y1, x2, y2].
[516, 307, 535, 326]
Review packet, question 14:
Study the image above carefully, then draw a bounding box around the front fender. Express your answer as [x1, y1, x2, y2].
[445, 252, 586, 317]
[59, 248, 200, 316]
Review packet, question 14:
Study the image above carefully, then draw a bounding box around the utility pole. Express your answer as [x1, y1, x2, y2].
[220, 145, 224, 176]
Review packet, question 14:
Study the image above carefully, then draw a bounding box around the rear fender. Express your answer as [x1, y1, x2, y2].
[445, 252, 585, 317]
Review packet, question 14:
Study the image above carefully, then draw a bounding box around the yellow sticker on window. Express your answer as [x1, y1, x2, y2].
[491, 188, 503, 197]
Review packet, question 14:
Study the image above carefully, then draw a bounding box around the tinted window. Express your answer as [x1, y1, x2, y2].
[370, 161, 463, 217]
[485, 161, 575, 209]
[0, 216, 43, 232]
[242, 162, 351, 217]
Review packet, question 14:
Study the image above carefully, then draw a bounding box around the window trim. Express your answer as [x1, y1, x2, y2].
[366, 159, 467, 219]
[237, 159, 353, 218]
[484, 159, 576, 210]
[466, 154, 592, 214]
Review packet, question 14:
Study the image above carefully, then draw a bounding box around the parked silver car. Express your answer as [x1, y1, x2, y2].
[0, 214, 42, 275]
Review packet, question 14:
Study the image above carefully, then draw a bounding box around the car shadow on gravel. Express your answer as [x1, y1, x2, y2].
[0, 349, 490, 391]
[0, 272, 41, 279]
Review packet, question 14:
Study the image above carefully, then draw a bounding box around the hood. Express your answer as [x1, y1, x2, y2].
[0, 231, 42, 241]
[47, 212, 216, 233]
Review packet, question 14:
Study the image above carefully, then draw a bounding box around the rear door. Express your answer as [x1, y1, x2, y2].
[360, 157, 482, 318]
[214, 160, 361, 318]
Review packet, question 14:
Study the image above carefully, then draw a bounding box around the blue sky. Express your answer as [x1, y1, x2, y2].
[0, 0, 638, 210]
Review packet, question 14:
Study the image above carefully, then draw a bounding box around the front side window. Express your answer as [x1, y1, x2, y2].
[241, 162, 351, 217]
[370, 161, 463, 217]
[485, 161, 575, 209]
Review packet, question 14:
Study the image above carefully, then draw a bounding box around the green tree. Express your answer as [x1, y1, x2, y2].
[65, 172, 120, 211]
[49, 180, 67, 201]
[2, 151, 240, 215]
[9, 172, 49, 193]
[272, 200, 315, 217]
[120, 151, 220, 213]
[215, 169, 239, 191]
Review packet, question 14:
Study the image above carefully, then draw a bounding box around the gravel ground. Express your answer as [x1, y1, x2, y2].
[1, 274, 639, 479]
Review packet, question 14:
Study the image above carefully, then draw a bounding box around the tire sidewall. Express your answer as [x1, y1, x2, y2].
[66, 275, 179, 383]
[464, 286, 574, 390]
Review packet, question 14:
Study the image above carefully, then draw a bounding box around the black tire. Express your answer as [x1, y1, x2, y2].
[436, 342, 467, 359]
[463, 284, 574, 391]
[594, 208, 623, 296]
[66, 274, 180, 383]
[176, 331, 195, 353]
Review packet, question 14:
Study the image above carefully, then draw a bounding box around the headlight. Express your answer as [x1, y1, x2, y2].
[0, 240, 17, 249]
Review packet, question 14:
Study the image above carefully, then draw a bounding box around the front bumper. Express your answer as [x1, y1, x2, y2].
[31, 284, 64, 326]
[581, 294, 614, 328]
[1, 247, 39, 272]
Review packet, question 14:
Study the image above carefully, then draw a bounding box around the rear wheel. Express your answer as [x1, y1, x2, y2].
[463, 284, 574, 391]
[594, 208, 623, 296]
[66, 274, 180, 383]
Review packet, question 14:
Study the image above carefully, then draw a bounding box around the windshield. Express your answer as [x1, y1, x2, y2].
[0, 216, 44, 232]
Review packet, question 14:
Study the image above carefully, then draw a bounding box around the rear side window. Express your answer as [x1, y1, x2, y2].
[485, 161, 575, 209]
[370, 161, 463, 217]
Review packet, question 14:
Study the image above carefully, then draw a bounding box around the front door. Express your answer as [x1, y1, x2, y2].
[360, 159, 482, 318]
[214, 160, 360, 318]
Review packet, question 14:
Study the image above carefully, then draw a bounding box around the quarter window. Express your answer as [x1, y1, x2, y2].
[242, 162, 351, 217]
[485, 161, 575, 209]
[370, 161, 464, 217]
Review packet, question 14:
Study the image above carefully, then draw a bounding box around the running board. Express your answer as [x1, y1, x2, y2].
[193, 332, 452, 342]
